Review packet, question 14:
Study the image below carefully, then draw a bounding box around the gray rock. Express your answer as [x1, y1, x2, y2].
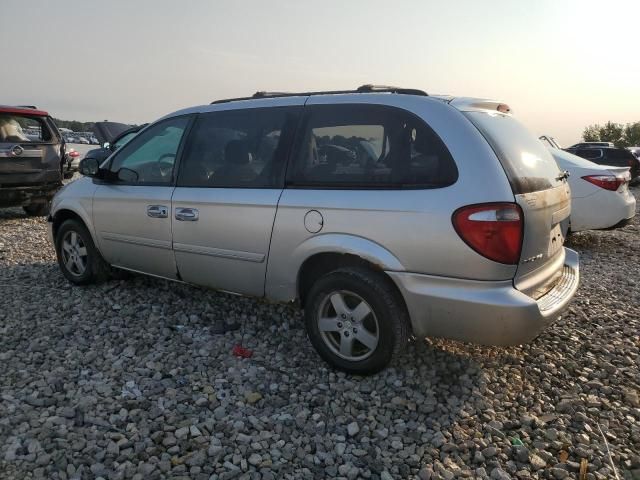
[347, 422, 360, 437]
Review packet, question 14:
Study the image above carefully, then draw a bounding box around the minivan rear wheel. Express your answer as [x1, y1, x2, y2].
[304, 267, 410, 374]
[55, 219, 109, 285]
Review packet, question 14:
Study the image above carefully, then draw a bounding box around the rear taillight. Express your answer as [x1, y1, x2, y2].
[69, 151, 80, 158]
[581, 174, 626, 191]
[452, 203, 523, 264]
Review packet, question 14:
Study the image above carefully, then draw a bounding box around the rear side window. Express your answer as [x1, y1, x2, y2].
[0, 113, 52, 143]
[574, 148, 603, 160]
[178, 106, 300, 188]
[289, 104, 457, 188]
[465, 112, 562, 194]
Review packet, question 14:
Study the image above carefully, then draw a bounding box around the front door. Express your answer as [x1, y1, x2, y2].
[92, 116, 191, 278]
[171, 105, 301, 295]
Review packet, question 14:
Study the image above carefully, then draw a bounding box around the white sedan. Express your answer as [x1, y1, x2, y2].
[548, 147, 636, 232]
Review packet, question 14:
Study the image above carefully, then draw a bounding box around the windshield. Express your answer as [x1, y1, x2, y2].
[0, 113, 52, 143]
[465, 112, 562, 194]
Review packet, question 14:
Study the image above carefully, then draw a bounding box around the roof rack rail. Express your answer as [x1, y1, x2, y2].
[211, 84, 428, 104]
[16, 105, 38, 109]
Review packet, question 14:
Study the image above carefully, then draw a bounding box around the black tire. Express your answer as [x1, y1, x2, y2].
[304, 267, 411, 374]
[55, 219, 110, 285]
[23, 202, 50, 217]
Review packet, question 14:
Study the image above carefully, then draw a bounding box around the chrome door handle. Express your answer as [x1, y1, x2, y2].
[175, 207, 199, 221]
[147, 205, 168, 218]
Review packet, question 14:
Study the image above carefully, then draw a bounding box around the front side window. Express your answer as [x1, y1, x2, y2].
[289, 104, 457, 188]
[108, 116, 190, 185]
[177, 106, 300, 188]
[0, 114, 52, 143]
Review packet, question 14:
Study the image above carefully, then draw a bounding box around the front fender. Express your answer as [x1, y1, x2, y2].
[265, 233, 405, 302]
[50, 177, 98, 243]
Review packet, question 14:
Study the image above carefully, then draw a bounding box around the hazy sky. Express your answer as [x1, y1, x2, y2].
[4, 0, 639, 145]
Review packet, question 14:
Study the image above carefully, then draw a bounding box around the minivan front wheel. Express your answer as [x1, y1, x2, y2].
[55, 219, 109, 285]
[304, 267, 410, 374]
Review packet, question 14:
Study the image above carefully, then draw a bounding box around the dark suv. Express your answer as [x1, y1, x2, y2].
[0, 106, 66, 215]
[566, 146, 640, 183]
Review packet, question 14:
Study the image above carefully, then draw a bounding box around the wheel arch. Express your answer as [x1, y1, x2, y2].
[291, 235, 407, 311]
[51, 208, 93, 243]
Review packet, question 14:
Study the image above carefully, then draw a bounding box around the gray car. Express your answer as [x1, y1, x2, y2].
[48, 85, 580, 373]
[1, 105, 66, 215]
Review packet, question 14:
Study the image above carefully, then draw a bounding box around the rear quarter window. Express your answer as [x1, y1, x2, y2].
[289, 104, 458, 189]
[464, 112, 562, 194]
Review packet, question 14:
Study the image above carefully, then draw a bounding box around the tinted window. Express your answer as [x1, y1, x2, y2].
[574, 148, 603, 160]
[108, 116, 190, 185]
[605, 148, 635, 165]
[178, 107, 300, 188]
[289, 104, 457, 188]
[0, 114, 52, 142]
[465, 112, 562, 194]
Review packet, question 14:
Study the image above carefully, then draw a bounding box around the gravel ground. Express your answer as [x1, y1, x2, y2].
[0, 187, 638, 480]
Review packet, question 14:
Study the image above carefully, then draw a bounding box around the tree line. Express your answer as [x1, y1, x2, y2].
[582, 121, 640, 148]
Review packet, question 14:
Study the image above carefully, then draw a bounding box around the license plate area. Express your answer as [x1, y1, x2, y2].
[548, 224, 564, 257]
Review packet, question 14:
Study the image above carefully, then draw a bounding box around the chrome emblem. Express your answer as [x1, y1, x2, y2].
[11, 145, 24, 156]
[522, 253, 543, 264]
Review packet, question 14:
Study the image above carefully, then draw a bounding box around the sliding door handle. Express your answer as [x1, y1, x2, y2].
[175, 207, 199, 221]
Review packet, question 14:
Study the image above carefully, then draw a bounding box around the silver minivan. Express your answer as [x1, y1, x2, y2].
[48, 86, 580, 373]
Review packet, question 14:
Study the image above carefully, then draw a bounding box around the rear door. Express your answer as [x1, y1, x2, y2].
[171, 104, 302, 296]
[464, 112, 570, 297]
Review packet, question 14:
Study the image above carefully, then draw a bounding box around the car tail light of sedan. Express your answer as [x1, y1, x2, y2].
[581, 174, 627, 191]
[452, 203, 524, 264]
[68, 151, 80, 158]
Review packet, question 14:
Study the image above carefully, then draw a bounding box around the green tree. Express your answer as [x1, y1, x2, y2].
[623, 122, 640, 147]
[582, 124, 600, 142]
[598, 121, 624, 146]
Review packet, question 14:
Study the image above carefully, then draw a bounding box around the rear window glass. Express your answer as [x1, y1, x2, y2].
[606, 149, 635, 161]
[464, 112, 561, 194]
[0, 114, 52, 143]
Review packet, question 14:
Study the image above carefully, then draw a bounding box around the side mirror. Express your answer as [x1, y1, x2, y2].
[79, 157, 100, 177]
[102, 142, 111, 150]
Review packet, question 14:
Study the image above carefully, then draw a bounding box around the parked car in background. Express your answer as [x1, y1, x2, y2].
[81, 122, 143, 168]
[0, 105, 66, 215]
[548, 147, 635, 231]
[565, 145, 640, 184]
[49, 86, 579, 373]
[628, 146, 640, 159]
[568, 141, 615, 149]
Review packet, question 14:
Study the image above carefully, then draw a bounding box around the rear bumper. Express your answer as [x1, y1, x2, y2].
[0, 183, 61, 207]
[388, 248, 580, 346]
[570, 189, 636, 232]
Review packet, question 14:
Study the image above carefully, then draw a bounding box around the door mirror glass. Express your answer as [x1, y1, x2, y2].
[79, 157, 100, 177]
